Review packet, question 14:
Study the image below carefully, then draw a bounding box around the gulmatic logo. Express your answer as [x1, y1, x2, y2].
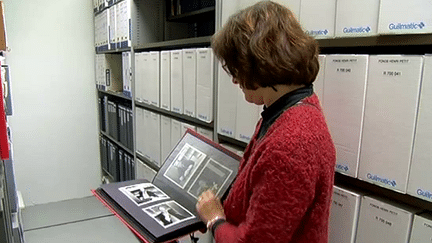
[417, 189, 432, 200]
[343, 26, 371, 33]
[306, 29, 329, 36]
[366, 173, 397, 187]
[220, 129, 233, 136]
[389, 22, 426, 30]
[336, 164, 349, 172]
[239, 134, 251, 141]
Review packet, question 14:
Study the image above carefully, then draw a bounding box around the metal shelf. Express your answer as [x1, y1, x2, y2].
[135, 152, 160, 172]
[102, 168, 115, 182]
[318, 34, 432, 48]
[167, 7, 215, 22]
[335, 172, 432, 211]
[135, 100, 214, 130]
[217, 134, 248, 149]
[134, 36, 211, 51]
[96, 47, 131, 55]
[98, 90, 132, 101]
[100, 131, 134, 155]
[217, 133, 432, 211]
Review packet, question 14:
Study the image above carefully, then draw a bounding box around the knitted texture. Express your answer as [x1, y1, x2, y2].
[215, 94, 336, 243]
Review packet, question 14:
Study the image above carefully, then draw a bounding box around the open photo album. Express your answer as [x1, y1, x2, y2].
[92, 129, 241, 243]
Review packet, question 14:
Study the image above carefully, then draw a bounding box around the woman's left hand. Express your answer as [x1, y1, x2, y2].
[196, 190, 225, 225]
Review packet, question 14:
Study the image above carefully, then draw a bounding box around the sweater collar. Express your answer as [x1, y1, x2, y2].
[257, 85, 314, 139]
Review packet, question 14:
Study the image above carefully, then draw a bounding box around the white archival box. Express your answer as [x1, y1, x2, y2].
[221, 0, 301, 25]
[358, 55, 423, 193]
[314, 55, 326, 105]
[329, 186, 362, 243]
[378, 0, 432, 34]
[409, 213, 432, 242]
[299, 0, 336, 39]
[355, 196, 417, 243]
[407, 55, 432, 203]
[136, 159, 157, 182]
[323, 55, 368, 178]
[335, 0, 379, 37]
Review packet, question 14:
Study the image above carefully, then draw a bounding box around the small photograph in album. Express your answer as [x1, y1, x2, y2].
[143, 201, 195, 229]
[163, 143, 206, 189]
[92, 129, 241, 243]
[119, 183, 169, 206]
[187, 158, 233, 199]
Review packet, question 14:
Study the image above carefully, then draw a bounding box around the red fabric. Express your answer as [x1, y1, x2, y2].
[0, 60, 9, 160]
[215, 94, 336, 243]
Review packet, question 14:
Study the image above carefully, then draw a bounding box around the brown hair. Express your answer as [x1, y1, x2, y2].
[212, 1, 319, 90]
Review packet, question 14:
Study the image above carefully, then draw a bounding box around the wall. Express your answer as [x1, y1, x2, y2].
[3, 0, 100, 206]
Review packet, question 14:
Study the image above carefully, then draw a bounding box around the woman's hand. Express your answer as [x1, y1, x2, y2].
[196, 190, 225, 226]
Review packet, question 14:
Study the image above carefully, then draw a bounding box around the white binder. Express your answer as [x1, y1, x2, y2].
[160, 115, 172, 163]
[217, 64, 237, 138]
[149, 51, 160, 107]
[134, 52, 144, 102]
[171, 119, 182, 148]
[235, 92, 260, 143]
[196, 48, 214, 123]
[182, 49, 197, 117]
[149, 112, 161, 167]
[143, 109, 152, 160]
[135, 107, 145, 157]
[141, 52, 151, 104]
[136, 159, 157, 182]
[160, 51, 171, 111]
[170, 50, 183, 114]
[109, 4, 116, 49]
[122, 52, 132, 98]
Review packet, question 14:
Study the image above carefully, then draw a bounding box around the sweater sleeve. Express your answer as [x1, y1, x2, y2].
[214, 148, 320, 243]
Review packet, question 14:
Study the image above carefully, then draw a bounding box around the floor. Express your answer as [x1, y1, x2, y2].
[21, 196, 212, 243]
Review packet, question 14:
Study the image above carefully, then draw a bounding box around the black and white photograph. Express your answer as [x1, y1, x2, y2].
[144, 201, 195, 228]
[163, 143, 206, 189]
[187, 158, 233, 199]
[119, 183, 169, 206]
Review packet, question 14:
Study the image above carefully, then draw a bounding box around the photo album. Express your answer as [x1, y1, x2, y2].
[92, 129, 241, 243]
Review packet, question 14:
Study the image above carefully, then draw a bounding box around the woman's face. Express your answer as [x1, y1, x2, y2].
[233, 78, 265, 105]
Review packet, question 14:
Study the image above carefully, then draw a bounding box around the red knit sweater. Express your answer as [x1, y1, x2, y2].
[214, 94, 336, 243]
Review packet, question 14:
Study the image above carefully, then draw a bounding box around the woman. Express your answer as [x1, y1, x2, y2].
[196, 1, 336, 242]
